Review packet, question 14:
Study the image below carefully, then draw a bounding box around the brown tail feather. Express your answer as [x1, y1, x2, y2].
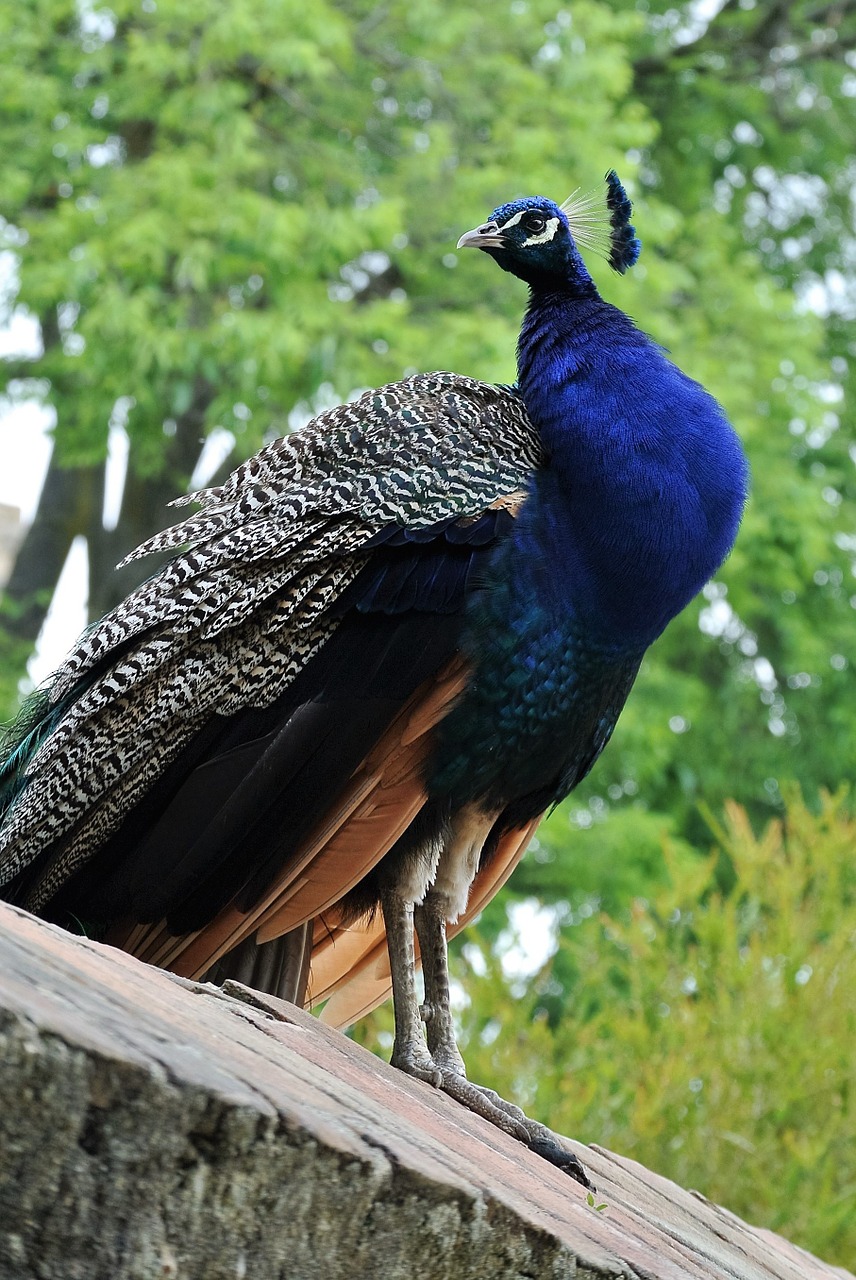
[313, 936, 395, 1028]
[308, 913, 392, 1008]
[167, 749, 431, 978]
[254, 776, 426, 943]
[117, 658, 468, 982]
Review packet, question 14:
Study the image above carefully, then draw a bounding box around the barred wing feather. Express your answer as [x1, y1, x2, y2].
[0, 374, 541, 962]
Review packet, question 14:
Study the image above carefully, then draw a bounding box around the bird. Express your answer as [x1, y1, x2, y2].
[0, 173, 747, 1184]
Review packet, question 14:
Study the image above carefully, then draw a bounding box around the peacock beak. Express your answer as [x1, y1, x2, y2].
[456, 222, 506, 250]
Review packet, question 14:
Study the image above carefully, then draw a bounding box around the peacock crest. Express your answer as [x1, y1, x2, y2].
[561, 169, 641, 274]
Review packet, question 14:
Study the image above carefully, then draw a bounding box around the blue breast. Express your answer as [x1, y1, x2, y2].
[428, 539, 643, 810]
[428, 292, 747, 815]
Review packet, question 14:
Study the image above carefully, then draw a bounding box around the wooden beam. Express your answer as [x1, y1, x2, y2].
[0, 901, 850, 1280]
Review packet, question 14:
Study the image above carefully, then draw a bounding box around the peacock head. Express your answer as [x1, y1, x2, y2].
[456, 171, 640, 292]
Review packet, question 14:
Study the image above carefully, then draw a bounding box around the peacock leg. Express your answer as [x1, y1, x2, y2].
[413, 891, 466, 1076]
[381, 887, 441, 1085]
[414, 886, 592, 1187]
[382, 880, 524, 1142]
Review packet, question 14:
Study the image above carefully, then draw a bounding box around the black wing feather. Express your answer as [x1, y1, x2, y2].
[44, 522, 507, 937]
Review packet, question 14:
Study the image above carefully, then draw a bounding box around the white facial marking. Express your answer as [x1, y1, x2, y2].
[522, 216, 560, 247]
[498, 209, 527, 230]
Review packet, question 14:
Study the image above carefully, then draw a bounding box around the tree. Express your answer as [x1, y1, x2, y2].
[0, 0, 648, 640]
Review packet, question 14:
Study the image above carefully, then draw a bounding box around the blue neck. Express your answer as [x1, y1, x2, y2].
[512, 286, 748, 651]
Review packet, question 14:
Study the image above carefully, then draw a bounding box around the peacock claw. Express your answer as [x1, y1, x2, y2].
[438, 1071, 531, 1142]
[526, 1132, 593, 1188]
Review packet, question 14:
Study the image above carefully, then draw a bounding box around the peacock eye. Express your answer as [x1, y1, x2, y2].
[522, 213, 547, 234]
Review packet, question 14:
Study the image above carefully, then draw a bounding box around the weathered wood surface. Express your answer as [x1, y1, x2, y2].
[0, 900, 850, 1280]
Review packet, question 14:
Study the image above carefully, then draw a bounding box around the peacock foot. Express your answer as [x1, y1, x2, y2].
[441, 1074, 593, 1188]
[390, 1037, 443, 1088]
[391, 1043, 592, 1188]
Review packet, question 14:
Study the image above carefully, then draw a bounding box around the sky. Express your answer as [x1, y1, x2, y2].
[0, 259, 85, 687]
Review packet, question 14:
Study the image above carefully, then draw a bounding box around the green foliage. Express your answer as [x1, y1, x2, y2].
[0, 0, 650, 459]
[514, 802, 698, 915]
[447, 791, 856, 1265]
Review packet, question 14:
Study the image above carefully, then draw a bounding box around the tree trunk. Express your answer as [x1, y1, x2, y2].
[1, 375, 224, 647]
[1, 456, 100, 643]
[85, 377, 216, 621]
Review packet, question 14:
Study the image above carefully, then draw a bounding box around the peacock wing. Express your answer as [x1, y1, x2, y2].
[0, 374, 539, 913]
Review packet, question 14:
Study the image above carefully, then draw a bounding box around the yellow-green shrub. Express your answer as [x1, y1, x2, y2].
[452, 791, 856, 1266]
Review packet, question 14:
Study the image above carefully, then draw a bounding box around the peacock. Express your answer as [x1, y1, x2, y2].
[0, 173, 747, 1184]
